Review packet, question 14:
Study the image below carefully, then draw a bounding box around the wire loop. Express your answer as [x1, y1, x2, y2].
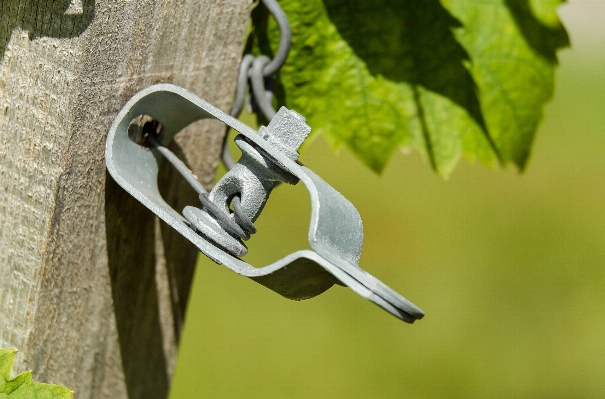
[250, 55, 277, 121]
[259, 0, 292, 76]
[149, 0, 291, 243]
[224, 0, 291, 162]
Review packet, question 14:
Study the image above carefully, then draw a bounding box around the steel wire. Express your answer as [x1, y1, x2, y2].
[148, 0, 291, 242]
[223, 0, 291, 166]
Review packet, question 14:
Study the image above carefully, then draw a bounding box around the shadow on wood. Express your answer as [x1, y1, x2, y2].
[104, 138, 200, 399]
[0, 0, 95, 65]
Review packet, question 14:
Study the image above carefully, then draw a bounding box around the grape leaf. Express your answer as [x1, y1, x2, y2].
[0, 349, 73, 399]
[250, 0, 569, 175]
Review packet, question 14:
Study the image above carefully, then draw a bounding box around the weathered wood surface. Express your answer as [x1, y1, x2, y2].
[0, 1, 249, 398]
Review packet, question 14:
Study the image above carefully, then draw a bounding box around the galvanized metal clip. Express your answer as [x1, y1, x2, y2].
[105, 84, 424, 323]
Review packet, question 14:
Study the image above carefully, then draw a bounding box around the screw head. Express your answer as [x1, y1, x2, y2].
[263, 107, 311, 159]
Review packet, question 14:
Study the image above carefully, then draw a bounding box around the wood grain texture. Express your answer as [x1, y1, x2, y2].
[0, 1, 249, 398]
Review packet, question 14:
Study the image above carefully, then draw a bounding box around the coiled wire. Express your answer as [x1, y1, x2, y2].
[150, 0, 291, 240]
[222, 0, 291, 168]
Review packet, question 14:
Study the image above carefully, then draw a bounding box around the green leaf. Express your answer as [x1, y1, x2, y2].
[250, 0, 569, 175]
[0, 349, 73, 399]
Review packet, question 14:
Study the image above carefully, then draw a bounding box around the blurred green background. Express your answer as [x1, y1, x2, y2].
[170, 2, 605, 398]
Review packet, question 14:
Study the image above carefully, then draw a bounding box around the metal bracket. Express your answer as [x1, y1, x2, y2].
[105, 84, 424, 323]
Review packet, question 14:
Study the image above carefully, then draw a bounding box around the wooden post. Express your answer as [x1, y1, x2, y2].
[0, 1, 249, 398]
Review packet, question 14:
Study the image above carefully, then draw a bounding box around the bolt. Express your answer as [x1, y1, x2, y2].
[258, 106, 311, 160]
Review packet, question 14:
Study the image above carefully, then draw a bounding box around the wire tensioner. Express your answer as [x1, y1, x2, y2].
[105, 84, 424, 323]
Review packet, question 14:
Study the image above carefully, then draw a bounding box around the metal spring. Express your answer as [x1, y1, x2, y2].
[147, 132, 255, 240]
